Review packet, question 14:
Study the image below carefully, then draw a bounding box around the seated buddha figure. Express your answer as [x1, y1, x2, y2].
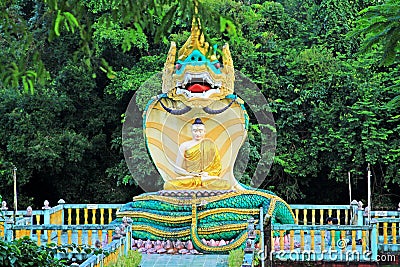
[164, 118, 231, 190]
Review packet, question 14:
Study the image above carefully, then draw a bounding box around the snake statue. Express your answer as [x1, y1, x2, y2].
[117, 18, 295, 253]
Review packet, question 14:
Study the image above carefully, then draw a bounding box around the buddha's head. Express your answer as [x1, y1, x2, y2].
[191, 118, 206, 141]
[162, 18, 234, 108]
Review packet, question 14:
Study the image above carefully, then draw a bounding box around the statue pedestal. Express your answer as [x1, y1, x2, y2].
[117, 187, 295, 253]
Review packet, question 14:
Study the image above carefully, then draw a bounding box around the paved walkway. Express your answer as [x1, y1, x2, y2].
[139, 254, 229, 267]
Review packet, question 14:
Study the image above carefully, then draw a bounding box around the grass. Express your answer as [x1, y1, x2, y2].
[106, 250, 142, 267]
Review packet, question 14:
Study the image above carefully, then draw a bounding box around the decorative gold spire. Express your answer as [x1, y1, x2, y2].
[178, 17, 213, 61]
[162, 5, 235, 97]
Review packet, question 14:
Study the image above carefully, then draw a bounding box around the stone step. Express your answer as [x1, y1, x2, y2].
[140, 254, 229, 267]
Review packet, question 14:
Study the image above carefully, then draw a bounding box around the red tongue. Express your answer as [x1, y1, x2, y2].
[187, 84, 211, 92]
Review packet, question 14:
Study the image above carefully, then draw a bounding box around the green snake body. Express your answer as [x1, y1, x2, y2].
[117, 186, 295, 252]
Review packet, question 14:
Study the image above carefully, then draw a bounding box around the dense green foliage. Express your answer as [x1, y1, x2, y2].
[0, 0, 399, 208]
[0, 237, 66, 267]
[349, 0, 400, 66]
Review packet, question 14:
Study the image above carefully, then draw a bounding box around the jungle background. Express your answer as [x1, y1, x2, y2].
[0, 0, 399, 209]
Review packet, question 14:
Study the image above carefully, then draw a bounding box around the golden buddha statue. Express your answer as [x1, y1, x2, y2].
[117, 14, 296, 254]
[164, 118, 231, 190]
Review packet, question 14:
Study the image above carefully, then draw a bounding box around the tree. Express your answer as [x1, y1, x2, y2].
[350, 0, 400, 66]
[1, 0, 399, 207]
[0, 0, 237, 93]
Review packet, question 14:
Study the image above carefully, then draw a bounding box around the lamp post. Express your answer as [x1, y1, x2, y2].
[13, 166, 17, 223]
[367, 163, 371, 224]
[348, 171, 352, 205]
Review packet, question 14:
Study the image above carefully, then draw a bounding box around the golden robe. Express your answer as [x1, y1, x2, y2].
[184, 139, 221, 176]
[164, 139, 230, 190]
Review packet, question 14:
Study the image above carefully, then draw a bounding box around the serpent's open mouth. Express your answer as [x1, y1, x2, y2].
[186, 83, 211, 93]
[176, 72, 221, 98]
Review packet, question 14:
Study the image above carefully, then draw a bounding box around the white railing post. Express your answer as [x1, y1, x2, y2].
[357, 201, 364, 240]
[350, 200, 358, 224]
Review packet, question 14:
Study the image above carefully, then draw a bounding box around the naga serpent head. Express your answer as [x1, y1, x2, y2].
[162, 18, 235, 108]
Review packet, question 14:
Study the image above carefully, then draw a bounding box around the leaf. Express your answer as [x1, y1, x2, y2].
[386, 95, 400, 109]
[63, 12, 79, 27]
[63, 18, 70, 32]
[25, 70, 37, 79]
[21, 76, 29, 93]
[220, 16, 237, 41]
[63, 11, 80, 33]
[54, 10, 62, 36]
[134, 22, 143, 33]
[27, 78, 34, 94]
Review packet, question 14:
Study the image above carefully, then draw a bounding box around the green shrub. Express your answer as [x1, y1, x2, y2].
[0, 236, 66, 267]
[228, 248, 244, 267]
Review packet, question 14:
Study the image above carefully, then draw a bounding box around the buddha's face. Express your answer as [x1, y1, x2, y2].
[191, 124, 205, 141]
